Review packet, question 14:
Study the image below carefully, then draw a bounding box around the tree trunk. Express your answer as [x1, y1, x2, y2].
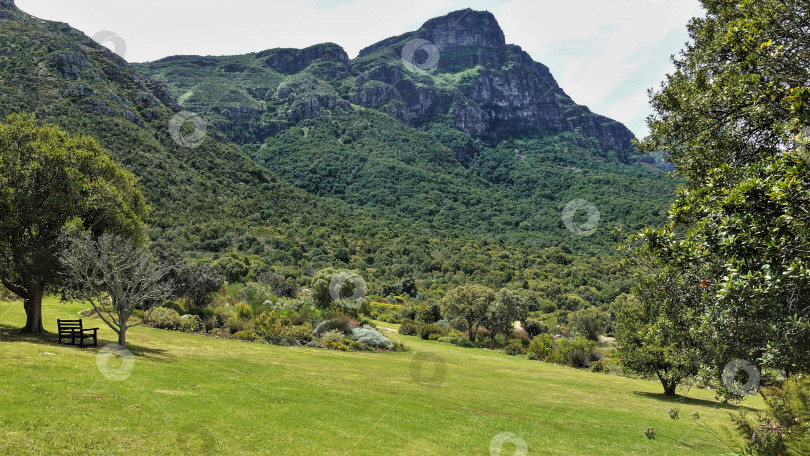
[118, 327, 127, 348]
[657, 373, 678, 396]
[21, 284, 44, 334]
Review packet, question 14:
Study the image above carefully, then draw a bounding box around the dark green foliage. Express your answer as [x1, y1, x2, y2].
[0, 114, 148, 334]
[398, 322, 419, 336]
[522, 320, 548, 339]
[527, 334, 599, 369]
[628, 0, 810, 393]
[418, 323, 443, 340]
[504, 339, 526, 356]
[569, 306, 610, 341]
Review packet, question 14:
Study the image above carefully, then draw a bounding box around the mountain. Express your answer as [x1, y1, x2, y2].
[138, 9, 634, 160]
[0, 1, 674, 307]
[136, 8, 674, 250]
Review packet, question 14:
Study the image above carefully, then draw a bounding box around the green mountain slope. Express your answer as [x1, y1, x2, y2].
[136, 9, 676, 255]
[0, 1, 656, 307]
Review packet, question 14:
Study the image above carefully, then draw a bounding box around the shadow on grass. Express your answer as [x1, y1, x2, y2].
[0, 323, 175, 362]
[632, 390, 759, 412]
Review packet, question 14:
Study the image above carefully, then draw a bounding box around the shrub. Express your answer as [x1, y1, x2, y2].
[144, 307, 181, 330]
[569, 336, 598, 367]
[435, 318, 452, 331]
[352, 327, 393, 349]
[504, 339, 527, 356]
[527, 334, 554, 361]
[179, 314, 204, 332]
[161, 301, 184, 315]
[208, 305, 232, 329]
[437, 336, 460, 345]
[321, 329, 346, 344]
[590, 360, 604, 373]
[254, 311, 283, 338]
[399, 322, 419, 336]
[282, 324, 314, 343]
[227, 315, 252, 334]
[456, 338, 476, 348]
[570, 307, 610, 341]
[234, 302, 254, 320]
[418, 323, 443, 340]
[567, 348, 590, 368]
[356, 315, 375, 328]
[324, 340, 348, 351]
[347, 340, 369, 351]
[314, 316, 354, 337]
[731, 375, 810, 456]
[378, 313, 402, 324]
[522, 319, 548, 339]
[428, 333, 441, 341]
[233, 330, 260, 341]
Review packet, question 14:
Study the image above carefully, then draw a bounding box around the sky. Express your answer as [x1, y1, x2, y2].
[15, 0, 703, 137]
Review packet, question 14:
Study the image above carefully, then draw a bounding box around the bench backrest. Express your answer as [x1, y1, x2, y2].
[57, 319, 83, 332]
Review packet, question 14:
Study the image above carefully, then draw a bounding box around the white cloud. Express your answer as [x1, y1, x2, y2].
[15, 0, 702, 137]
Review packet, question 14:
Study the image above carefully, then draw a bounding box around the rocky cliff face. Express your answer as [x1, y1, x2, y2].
[137, 8, 636, 161]
[351, 9, 635, 158]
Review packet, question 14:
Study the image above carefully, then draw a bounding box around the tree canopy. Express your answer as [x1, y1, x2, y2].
[628, 0, 810, 391]
[0, 114, 147, 333]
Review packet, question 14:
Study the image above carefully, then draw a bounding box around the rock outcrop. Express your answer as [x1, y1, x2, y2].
[137, 8, 636, 160]
[352, 9, 636, 159]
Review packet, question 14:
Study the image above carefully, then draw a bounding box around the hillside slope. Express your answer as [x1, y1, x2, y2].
[136, 8, 676, 254]
[0, 1, 652, 305]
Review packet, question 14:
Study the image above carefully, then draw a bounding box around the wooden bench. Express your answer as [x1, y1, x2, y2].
[57, 319, 98, 347]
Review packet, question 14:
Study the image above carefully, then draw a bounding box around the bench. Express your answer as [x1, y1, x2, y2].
[57, 319, 98, 347]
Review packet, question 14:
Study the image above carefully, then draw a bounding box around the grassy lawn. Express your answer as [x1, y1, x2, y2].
[0, 298, 758, 455]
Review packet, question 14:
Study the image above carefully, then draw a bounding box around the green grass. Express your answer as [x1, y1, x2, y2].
[0, 298, 758, 455]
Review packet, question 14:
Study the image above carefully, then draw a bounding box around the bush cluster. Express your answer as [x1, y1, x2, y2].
[144, 307, 182, 330]
[527, 334, 601, 368]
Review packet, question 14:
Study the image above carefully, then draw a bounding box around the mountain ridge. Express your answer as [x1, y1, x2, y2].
[137, 8, 635, 156]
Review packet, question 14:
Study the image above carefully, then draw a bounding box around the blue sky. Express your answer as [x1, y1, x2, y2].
[16, 0, 703, 137]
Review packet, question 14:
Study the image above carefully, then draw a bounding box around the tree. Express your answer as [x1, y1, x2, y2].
[617, 237, 704, 396]
[60, 233, 173, 347]
[569, 306, 610, 341]
[0, 114, 147, 334]
[310, 268, 366, 310]
[212, 256, 248, 284]
[156, 248, 223, 308]
[440, 284, 495, 340]
[632, 0, 810, 385]
[484, 288, 527, 339]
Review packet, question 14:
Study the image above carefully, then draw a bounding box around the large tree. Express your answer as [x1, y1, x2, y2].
[0, 114, 147, 333]
[629, 0, 810, 390]
[483, 288, 527, 340]
[440, 284, 495, 340]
